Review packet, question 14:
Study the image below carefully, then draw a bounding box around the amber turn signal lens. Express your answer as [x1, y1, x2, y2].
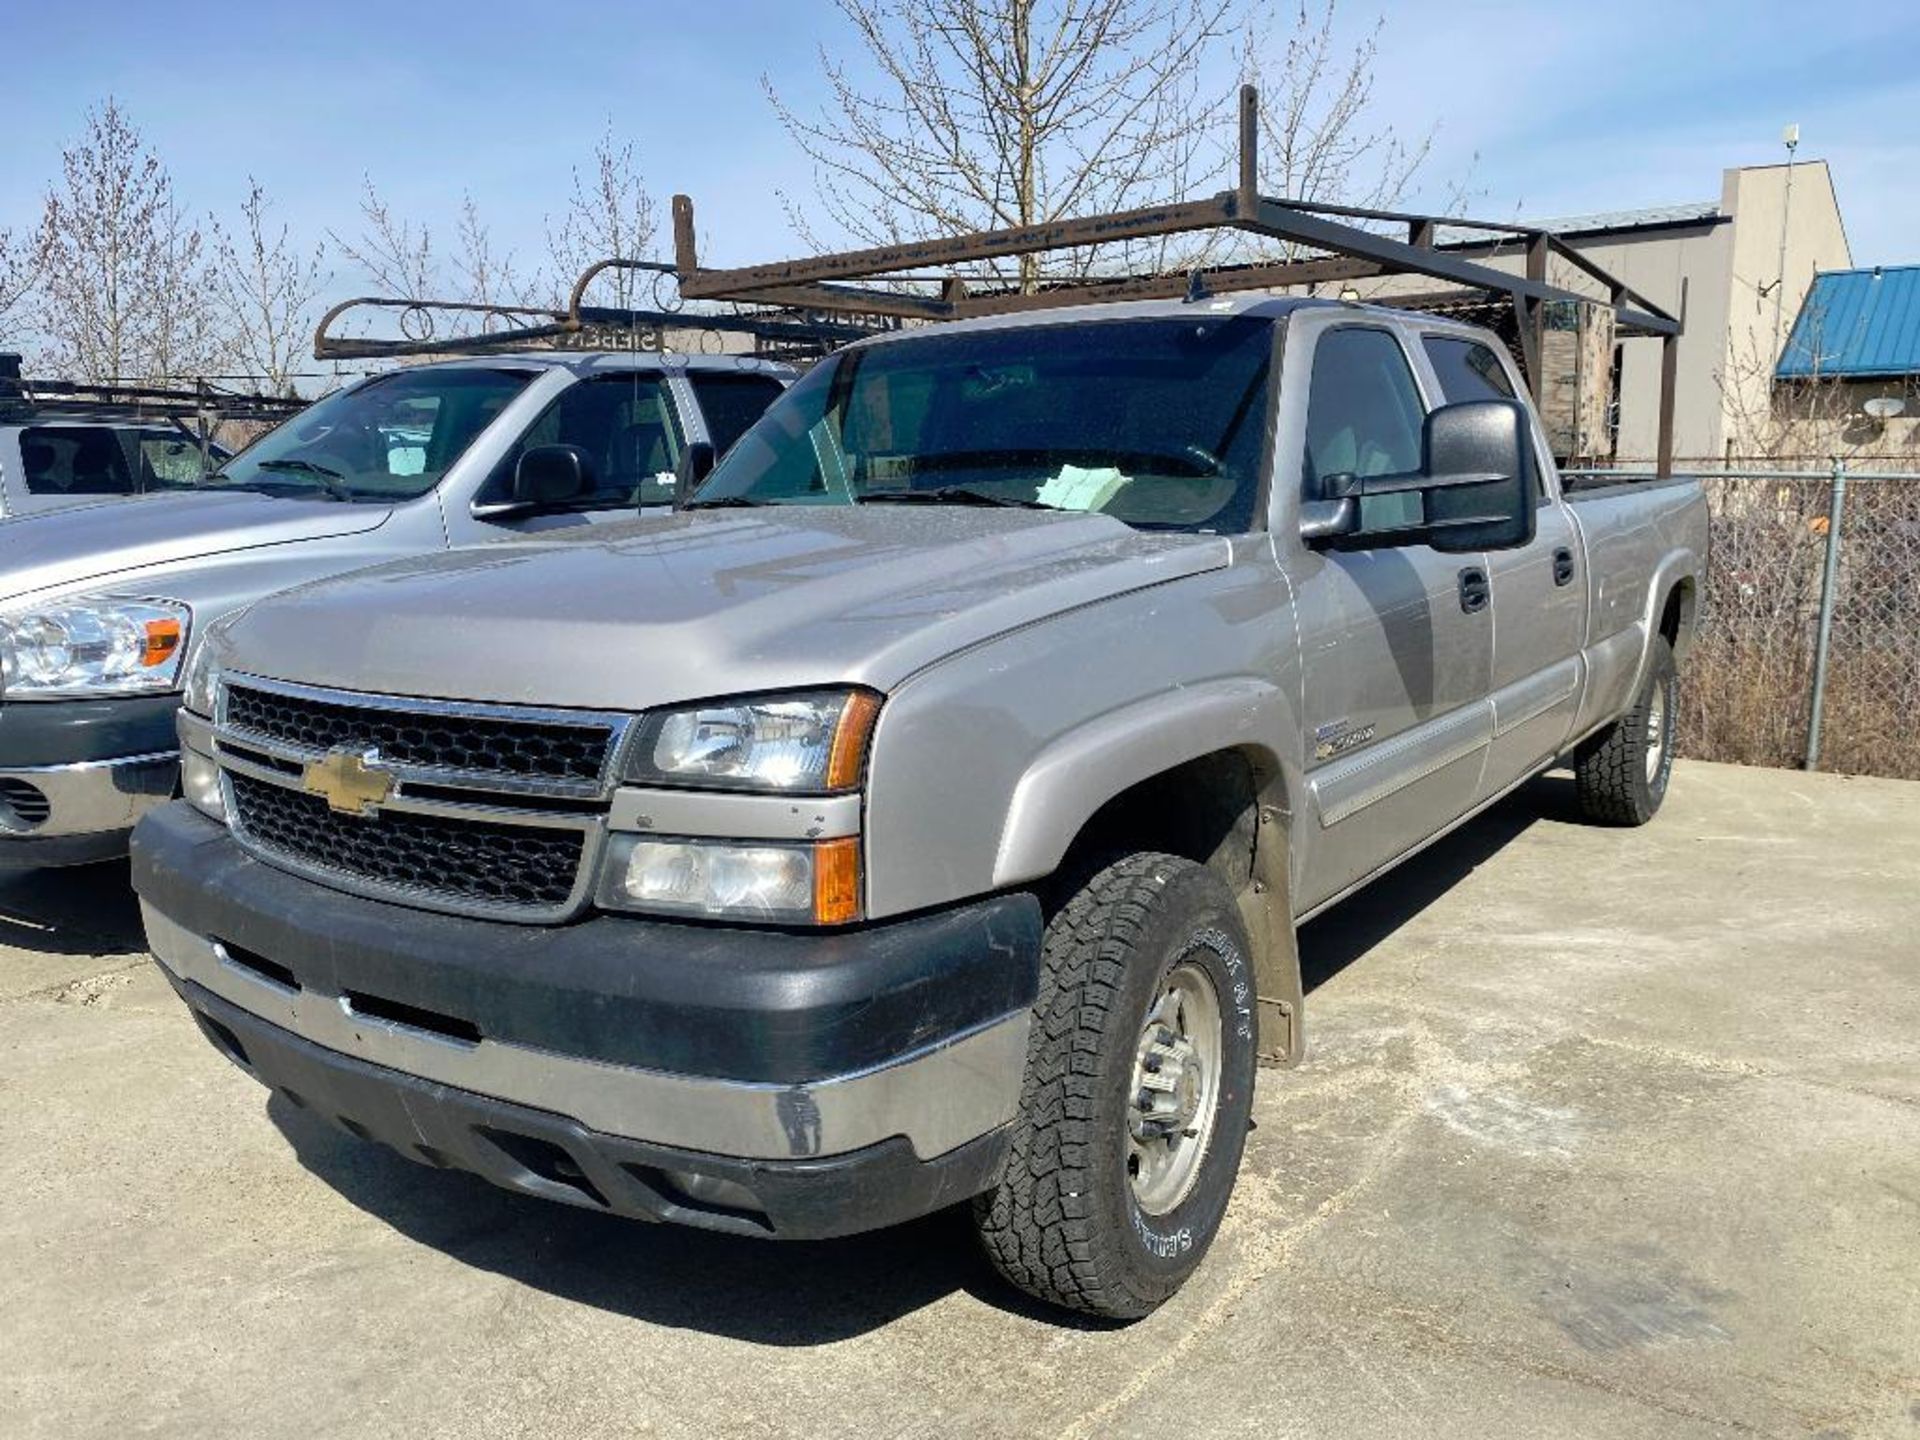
[825, 690, 882, 790]
[813, 836, 862, 925]
[142, 618, 184, 669]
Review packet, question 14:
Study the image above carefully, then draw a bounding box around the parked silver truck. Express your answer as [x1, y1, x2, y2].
[131, 293, 1706, 1317]
[0, 351, 791, 865]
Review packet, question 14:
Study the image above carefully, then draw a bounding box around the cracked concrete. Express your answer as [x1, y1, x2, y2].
[2, 760, 1917, 1439]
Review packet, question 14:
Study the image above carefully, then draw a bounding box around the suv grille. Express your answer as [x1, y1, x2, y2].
[228, 773, 587, 910]
[225, 684, 613, 782]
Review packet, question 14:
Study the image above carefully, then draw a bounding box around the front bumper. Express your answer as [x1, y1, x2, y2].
[0, 694, 181, 867]
[132, 802, 1044, 1237]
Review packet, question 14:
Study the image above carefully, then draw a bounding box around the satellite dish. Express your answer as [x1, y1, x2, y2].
[1863, 396, 1906, 420]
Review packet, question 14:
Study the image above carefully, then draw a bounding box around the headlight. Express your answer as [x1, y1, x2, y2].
[597, 834, 861, 925]
[625, 689, 880, 792]
[180, 747, 228, 824]
[0, 596, 191, 699]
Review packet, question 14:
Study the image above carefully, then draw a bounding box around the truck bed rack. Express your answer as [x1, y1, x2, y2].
[668, 86, 1682, 474]
[313, 259, 897, 364]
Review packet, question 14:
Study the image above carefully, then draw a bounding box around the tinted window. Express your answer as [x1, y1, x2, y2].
[700, 317, 1273, 533]
[485, 375, 684, 509]
[688, 373, 786, 455]
[211, 368, 532, 502]
[1422, 336, 1517, 403]
[1303, 327, 1427, 535]
[19, 427, 136, 496]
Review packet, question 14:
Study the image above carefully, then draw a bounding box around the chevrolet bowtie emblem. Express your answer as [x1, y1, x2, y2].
[303, 746, 395, 817]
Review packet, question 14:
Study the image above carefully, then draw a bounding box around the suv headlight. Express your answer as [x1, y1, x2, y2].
[0, 596, 191, 699]
[623, 689, 880, 792]
[181, 637, 220, 717]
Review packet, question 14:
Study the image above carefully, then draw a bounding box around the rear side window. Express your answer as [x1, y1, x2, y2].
[18, 427, 136, 496]
[687, 372, 786, 456]
[1302, 328, 1427, 535]
[1422, 336, 1518, 403]
[487, 375, 685, 509]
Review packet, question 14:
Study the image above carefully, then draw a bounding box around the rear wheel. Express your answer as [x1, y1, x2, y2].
[1575, 636, 1678, 826]
[973, 853, 1257, 1320]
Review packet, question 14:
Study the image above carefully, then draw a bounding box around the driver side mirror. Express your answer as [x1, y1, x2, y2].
[1300, 399, 1536, 554]
[470, 444, 597, 520]
[672, 441, 716, 510]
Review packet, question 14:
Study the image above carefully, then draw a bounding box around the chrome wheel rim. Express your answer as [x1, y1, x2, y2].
[1127, 961, 1224, 1216]
[1645, 677, 1670, 784]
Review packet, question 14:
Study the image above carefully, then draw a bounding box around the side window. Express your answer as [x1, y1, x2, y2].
[686, 373, 786, 456]
[487, 376, 685, 508]
[1421, 336, 1517, 403]
[1302, 328, 1426, 536]
[18, 427, 136, 496]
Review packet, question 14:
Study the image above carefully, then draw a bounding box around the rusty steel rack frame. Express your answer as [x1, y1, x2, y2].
[313, 259, 896, 364]
[671, 85, 1685, 476]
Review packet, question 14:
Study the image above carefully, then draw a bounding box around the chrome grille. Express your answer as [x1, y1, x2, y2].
[225, 682, 614, 783]
[208, 676, 632, 922]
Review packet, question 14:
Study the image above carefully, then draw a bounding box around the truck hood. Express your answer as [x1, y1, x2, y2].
[220, 506, 1230, 709]
[0, 492, 396, 605]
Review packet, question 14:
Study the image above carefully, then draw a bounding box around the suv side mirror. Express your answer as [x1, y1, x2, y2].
[672, 441, 716, 510]
[472, 444, 598, 519]
[1301, 399, 1535, 554]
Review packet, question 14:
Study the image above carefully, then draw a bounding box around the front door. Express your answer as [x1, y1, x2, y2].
[1287, 321, 1495, 912]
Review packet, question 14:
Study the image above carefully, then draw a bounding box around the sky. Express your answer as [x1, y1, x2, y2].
[2, 0, 1915, 315]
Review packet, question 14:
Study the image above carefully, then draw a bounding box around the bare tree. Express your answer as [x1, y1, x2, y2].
[331, 177, 438, 298]
[31, 99, 222, 382]
[210, 180, 327, 395]
[455, 194, 535, 311]
[545, 125, 660, 310]
[770, 1, 1455, 288]
[0, 228, 35, 339]
[767, 0, 1239, 290]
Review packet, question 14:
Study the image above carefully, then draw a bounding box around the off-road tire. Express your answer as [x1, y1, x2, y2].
[1575, 636, 1678, 826]
[973, 853, 1258, 1320]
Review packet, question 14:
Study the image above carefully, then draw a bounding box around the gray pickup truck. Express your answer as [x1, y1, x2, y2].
[0, 352, 789, 865]
[131, 296, 1706, 1318]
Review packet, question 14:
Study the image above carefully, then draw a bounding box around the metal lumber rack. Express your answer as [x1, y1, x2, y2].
[670, 85, 1685, 475]
[313, 259, 898, 364]
[0, 363, 306, 428]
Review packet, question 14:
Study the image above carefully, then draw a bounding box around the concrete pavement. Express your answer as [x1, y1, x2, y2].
[3, 760, 1917, 1438]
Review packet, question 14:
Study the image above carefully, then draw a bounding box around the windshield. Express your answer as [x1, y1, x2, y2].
[694, 316, 1273, 532]
[207, 368, 533, 502]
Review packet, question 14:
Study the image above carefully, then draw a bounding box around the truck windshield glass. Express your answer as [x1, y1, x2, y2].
[696, 317, 1273, 532]
[208, 369, 533, 502]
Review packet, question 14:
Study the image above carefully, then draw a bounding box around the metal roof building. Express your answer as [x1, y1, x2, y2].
[1776, 265, 1920, 379]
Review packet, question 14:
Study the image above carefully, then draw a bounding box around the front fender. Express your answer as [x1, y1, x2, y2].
[991, 676, 1291, 887]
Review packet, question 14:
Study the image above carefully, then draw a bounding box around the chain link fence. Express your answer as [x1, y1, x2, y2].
[1661, 464, 1920, 780]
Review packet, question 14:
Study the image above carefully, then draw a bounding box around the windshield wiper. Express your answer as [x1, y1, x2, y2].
[251, 458, 354, 501]
[683, 495, 776, 510]
[855, 486, 1060, 512]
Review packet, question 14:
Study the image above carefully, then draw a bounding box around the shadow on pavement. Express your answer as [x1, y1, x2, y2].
[0, 859, 146, 957]
[268, 1093, 1049, 1342]
[260, 775, 1586, 1342]
[1295, 772, 1582, 994]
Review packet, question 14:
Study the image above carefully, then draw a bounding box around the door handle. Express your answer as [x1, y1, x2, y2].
[1458, 566, 1490, 615]
[1552, 546, 1576, 587]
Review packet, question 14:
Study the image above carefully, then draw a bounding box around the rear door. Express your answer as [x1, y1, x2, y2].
[1418, 332, 1585, 797]
[1287, 318, 1495, 912]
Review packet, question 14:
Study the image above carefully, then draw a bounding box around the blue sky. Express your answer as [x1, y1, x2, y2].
[2, 0, 1914, 304]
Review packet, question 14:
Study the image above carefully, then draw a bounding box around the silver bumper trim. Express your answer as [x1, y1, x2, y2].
[0, 751, 177, 838]
[143, 903, 1029, 1162]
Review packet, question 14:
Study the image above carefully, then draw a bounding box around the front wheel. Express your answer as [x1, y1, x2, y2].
[1574, 636, 1678, 826]
[973, 853, 1258, 1320]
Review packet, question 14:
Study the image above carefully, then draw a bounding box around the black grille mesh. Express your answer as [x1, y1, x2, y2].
[229, 773, 585, 909]
[225, 685, 612, 782]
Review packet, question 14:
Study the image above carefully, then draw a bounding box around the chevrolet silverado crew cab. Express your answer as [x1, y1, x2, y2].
[0, 352, 789, 866]
[131, 297, 1705, 1318]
